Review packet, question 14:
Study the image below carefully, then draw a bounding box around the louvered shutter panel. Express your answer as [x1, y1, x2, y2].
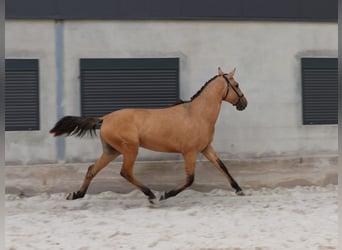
[302, 58, 337, 125]
[5, 59, 40, 131]
[80, 58, 179, 117]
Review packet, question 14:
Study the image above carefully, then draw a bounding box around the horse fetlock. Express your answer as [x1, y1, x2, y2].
[160, 189, 179, 200]
[141, 187, 156, 200]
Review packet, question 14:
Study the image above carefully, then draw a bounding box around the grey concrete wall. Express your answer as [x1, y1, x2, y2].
[5, 20, 58, 164]
[5, 20, 338, 164]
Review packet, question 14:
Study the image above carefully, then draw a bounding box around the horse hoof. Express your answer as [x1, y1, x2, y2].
[66, 191, 84, 200]
[66, 192, 74, 200]
[148, 197, 161, 208]
[236, 190, 245, 196]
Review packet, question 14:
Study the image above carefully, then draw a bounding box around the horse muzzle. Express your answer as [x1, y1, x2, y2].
[236, 97, 247, 111]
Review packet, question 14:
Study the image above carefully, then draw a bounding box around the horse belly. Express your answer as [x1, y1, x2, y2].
[138, 123, 209, 153]
[139, 131, 182, 153]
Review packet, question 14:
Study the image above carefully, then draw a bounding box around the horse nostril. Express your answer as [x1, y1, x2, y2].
[237, 103, 246, 111]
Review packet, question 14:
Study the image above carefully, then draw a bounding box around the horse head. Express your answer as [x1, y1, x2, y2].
[218, 67, 247, 111]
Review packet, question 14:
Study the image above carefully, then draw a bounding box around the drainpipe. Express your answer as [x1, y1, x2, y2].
[55, 20, 65, 162]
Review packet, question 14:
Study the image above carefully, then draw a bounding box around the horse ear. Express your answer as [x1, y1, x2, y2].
[218, 67, 224, 76]
[228, 68, 236, 77]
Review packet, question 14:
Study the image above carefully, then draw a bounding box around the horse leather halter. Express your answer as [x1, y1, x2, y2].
[222, 74, 244, 106]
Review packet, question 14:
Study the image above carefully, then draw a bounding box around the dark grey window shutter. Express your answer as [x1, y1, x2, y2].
[80, 58, 179, 117]
[5, 59, 40, 131]
[302, 58, 337, 125]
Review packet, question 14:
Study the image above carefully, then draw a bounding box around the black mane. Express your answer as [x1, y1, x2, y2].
[171, 75, 219, 106]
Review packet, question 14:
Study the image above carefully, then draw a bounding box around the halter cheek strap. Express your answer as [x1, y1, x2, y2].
[222, 74, 230, 100]
[223, 80, 229, 100]
[221, 74, 244, 106]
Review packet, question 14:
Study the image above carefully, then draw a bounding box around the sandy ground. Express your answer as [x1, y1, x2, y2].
[5, 185, 337, 250]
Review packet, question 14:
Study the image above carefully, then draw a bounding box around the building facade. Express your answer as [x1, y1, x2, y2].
[5, 0, 338, 164]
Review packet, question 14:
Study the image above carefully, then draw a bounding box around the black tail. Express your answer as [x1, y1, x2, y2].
[50, 116, 103, 137]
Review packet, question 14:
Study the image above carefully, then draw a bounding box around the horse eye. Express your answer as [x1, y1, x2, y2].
[236, 84, 239, 88]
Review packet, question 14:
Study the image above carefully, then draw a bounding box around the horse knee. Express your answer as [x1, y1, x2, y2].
[120, 169, 132, 181]
[120, 169, 126, 178]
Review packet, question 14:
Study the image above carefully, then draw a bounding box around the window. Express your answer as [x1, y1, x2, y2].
[80, 58, 179, 117]
[5, 59, 40, 131]
[301, 58, 337, 125]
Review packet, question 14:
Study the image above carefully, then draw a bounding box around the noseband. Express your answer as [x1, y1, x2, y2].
[222, 74, 244, 106]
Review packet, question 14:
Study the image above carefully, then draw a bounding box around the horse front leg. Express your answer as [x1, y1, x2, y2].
[160, 152, 197, 201]
[66, 151, 120, 200]
[202, 144, 244, 196]
[120, 152, 157, 204]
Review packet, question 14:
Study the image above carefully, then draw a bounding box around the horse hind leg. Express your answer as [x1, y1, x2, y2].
[120, 152, 157, 204]
[66, 151, 120, 200]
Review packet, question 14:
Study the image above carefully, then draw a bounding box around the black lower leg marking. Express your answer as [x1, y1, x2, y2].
[141, 186, 156, 200]
[67, 190, 86, 200]
[216, 159, 243, 193]
[160, 175, 194, 200]
[160, 189, 179, 200]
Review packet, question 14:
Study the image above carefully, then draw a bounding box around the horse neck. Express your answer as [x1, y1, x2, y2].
[191, 78, 225, 124]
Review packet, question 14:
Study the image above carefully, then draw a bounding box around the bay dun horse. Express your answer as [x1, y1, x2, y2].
[50, 67, 248, 203]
